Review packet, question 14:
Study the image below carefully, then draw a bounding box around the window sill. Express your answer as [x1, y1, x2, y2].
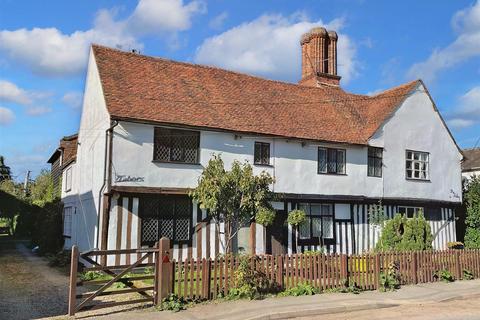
[254, 163, 274, 168]
[406, 178, 431, 183]
[152, 160, 201, 166]
[317, 172, 347, 176]
[367, 175, 382, 178]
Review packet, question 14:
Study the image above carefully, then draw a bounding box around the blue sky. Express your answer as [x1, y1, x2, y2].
[1, 0, 480, 180]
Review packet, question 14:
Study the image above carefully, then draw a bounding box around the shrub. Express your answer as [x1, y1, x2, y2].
[464, 176, 480, 249]
[160, 294, 187, 312]
[376, 213, 433, 251]
[463, 269, 474, 280]
[279, 282, 319, 297]
[227, 255, 277, 300]
[434, 269, 454, 282]
[447, 241, 464, 249]
[379, 261, 400, 292]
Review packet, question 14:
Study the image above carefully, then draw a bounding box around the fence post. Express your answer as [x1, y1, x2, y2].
[412, 251, 418, 284]
[341, 254, 348, 285]
[277, 255, 284, 289]
[155, 237, 171, 306]
[68, 245, 79, 316]
[455, 250, 462, 280]
[374, 253, 381, 290]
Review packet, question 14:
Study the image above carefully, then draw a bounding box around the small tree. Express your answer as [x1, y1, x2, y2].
[287, 209, 306, 252]
[0, 156, 11, 182]
[465, 175, 480, 249]
[376, 212, 433, 251]
[190, 155, 276, 254]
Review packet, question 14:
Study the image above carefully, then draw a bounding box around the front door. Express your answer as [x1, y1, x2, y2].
[266, 210, 288, 255]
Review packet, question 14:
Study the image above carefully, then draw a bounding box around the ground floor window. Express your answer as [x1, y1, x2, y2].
[398, 206, 423, 218]
[297, 203, 334, 241]
[139, 195, 192, 246]
[63, 207, 73, 237]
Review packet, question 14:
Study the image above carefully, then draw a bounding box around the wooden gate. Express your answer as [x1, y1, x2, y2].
[68, 245, 159, 316]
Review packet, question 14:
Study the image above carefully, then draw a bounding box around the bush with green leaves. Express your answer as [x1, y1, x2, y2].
[227, 255, 277, 300]
[464, 176, 480, 249]
[160, 294, 187, 312]
[379, 261, 400, 292]
[279, 282, 319, 297]
[376, 213, 433, 251]
[287, 209, 306, 250]
[463, 269, 474, 280]
[434, 269, 454, 282]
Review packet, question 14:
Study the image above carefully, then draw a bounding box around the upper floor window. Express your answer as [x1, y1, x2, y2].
[254, 142, 270, 165]
[139, 195, 192, 246]
[406, 150, 429, 180]
[154, 127, 200, 164]
[368, 147, 383, 177]
[318, 148, 346, 174]
[64, 167, 72, 192]
[297, 203, 334, 240]
[398, 206, 423, 218]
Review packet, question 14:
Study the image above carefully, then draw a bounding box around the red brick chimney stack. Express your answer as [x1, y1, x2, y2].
[299, 27, 341, 87]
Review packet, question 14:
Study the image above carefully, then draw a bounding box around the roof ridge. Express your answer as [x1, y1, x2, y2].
[370, 80, 421, 97]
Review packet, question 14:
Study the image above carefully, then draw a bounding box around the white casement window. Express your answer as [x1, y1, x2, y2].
[64, 167, 72, 192]
[63, 207, 73, 237]
[297, 203, 334, 240]
[318, 148, 346, 175]
[398, 206, 423, 218]
[406, 150, 429, 180]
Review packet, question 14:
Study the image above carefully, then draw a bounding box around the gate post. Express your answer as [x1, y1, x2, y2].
[455, 250, 462, 280]
[68, 245, 79, 316]
[155, 237, 171, 306]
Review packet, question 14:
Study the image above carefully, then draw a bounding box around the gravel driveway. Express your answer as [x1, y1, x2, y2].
[0, 236, 69, 319]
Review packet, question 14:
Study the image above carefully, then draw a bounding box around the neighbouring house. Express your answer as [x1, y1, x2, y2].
[59, 27, 463, 264]
[47, 134, 78, 247]
[462, 148, 480, 181]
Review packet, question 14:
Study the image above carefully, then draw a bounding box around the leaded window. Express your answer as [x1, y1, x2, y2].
[154, 127, 200, 163]
[63, 207, 73, 237]
[140, 195, 192, 246]
[297, 203, 334, 240]
[318, 148, 346, 174]
[254, 142, 270, 165]
[368, 147, 383, 177]
[398, 206, 423, 218]
[406, 150, 429, 180]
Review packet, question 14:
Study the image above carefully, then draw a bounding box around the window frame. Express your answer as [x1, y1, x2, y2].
[367, 147, 383, 178]
[318, 147, 346, 175]
[296, 203, 334, 244]
[139, 195, 193, 246]
[153, 127, 200, 164]
[254, 141, 271, 166]
[63, 206, 73, 238]
[397, 206, 424, 218]
[405, 150, 429, 181]
[64, 166, 72, 192]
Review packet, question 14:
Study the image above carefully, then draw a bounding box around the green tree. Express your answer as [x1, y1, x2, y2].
[376, 212, 433, 251]
[190, 155, 276, 254]
[464, 175, 480, 249]
[287, 209, 306, 251]
[29, 169, 57, 206]
[0, 156, 12, 182]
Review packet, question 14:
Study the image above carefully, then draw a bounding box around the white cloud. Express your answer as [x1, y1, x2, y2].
[194, 14, 359, 84]
[0, 0, 205, 77]
[0, 80, 32, 105]
[0, 106, 15, 125]
[407, 1, 480, 83]
[209, 12, 228, 30]
[447, 86, 480, 129]
[62, 91, 83, 109]
[25, 106, 52, 116]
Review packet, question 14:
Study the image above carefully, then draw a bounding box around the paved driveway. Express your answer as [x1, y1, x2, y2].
[0, 236, 69, 319]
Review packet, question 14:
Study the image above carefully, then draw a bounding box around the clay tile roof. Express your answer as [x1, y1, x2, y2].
[60, 134, 78, 168]
[462, 148, 480, 171]
[92, 44, 420, 145]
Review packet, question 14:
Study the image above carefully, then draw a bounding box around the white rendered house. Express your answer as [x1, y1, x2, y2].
[59, 27, 463, 263]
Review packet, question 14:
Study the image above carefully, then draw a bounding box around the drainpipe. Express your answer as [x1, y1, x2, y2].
[95, 120, 119, 254]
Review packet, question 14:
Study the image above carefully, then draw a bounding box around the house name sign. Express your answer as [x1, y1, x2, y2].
[115, 175, 145, 183]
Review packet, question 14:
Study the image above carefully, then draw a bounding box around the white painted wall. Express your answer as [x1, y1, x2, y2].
[463, 170, 480, 181]
[67, 49, 111, 251]
[369, 84, 463, 203]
